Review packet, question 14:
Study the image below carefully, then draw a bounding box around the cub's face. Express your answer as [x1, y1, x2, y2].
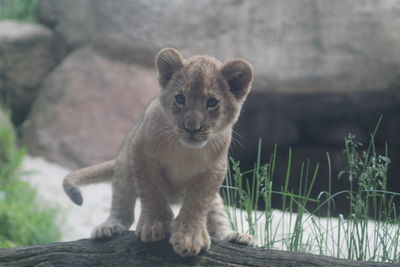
[157, 48, 253, 149]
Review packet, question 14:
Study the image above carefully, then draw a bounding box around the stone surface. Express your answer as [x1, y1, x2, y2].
[22, 46, 159, 169]
[35, 0, 400, 165]
[0, 20, 58, 124]
[37, 0, 400, 94]
[31, 0, 400, 211]
[35, 0, 400, 146]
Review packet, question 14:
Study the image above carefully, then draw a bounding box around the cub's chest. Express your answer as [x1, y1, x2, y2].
[160, 148, 211, 187]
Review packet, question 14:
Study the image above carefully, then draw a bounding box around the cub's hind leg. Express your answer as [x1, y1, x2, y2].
[92, 148, 136, 239]
[207, 193, 256, 246]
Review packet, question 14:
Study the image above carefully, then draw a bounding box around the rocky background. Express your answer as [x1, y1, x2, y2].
[1, 0, 399, 215]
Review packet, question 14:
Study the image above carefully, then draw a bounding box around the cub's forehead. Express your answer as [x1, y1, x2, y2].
[180, 56, 226, 94]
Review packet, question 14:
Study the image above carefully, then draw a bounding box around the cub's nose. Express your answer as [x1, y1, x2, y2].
[183, 111, 203, 135]
[184, 125, 203, 135]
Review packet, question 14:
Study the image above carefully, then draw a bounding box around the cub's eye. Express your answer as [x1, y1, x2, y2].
[175, 94, 185, 106]
[206, 97, 219, 109]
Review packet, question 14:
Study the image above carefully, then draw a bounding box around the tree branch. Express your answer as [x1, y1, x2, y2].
[0, 231, 396, 266]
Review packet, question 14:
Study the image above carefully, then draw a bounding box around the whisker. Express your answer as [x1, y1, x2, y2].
[155, 128, 173, 139]
[154, 126, 177, 152]
[231, 135, 244, 148]
[232, 129, 243, 140]
[208, 134, 227, 154]
[209, 136, 218, 154]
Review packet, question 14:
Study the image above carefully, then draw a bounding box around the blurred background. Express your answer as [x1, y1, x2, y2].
[1, 0, 400, 245]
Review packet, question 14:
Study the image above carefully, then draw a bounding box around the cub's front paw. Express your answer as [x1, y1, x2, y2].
[225, 231, 256, 247]
[91, 220, 127, 239]
[136, 216, 171, 242]
[169, 225, 211, 257]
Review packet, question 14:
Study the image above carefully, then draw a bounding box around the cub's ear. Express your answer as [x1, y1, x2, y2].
[156, 48, 185, 88]
[221, 59, 253, 100]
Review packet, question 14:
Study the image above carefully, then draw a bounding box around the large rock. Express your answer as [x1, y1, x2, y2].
[35, 0, 400, 153]
[33, 0, 400, 214]
[35, 0, 400, 148]
[37, 0, 400, 93]
[22, 46, 159, 169]
[0, 20, 58, 124]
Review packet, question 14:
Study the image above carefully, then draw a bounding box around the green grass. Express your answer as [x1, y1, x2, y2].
[0, 0, 38, 21]
[0, 107, 60, 248]
[223, 117, 400, 262]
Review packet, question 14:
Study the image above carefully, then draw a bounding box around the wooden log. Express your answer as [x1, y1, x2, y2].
[0, 231, 397, 267]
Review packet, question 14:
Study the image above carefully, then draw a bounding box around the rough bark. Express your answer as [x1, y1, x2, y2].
[0, 231, 397, 267]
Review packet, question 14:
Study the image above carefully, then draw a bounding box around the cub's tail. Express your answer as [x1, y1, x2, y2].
[63, 160, 115, 206]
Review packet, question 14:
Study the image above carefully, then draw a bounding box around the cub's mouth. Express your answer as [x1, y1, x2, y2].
[173, 123, 211, 149]
[178, 136, 208, 149]
[175, 126, 210, 149]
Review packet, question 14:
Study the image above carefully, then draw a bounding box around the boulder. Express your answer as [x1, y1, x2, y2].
[0, 20, 58, 124]
[37, 0, 400, 93]
[22, 46, 159, 169]
[32, 0, 400, 215]
[35, 0, 400, 165]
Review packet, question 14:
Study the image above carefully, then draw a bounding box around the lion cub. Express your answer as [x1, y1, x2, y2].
[63, 48, 255, 257]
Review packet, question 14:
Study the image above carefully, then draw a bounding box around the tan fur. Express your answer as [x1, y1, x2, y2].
[63, 48, 255, 257]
